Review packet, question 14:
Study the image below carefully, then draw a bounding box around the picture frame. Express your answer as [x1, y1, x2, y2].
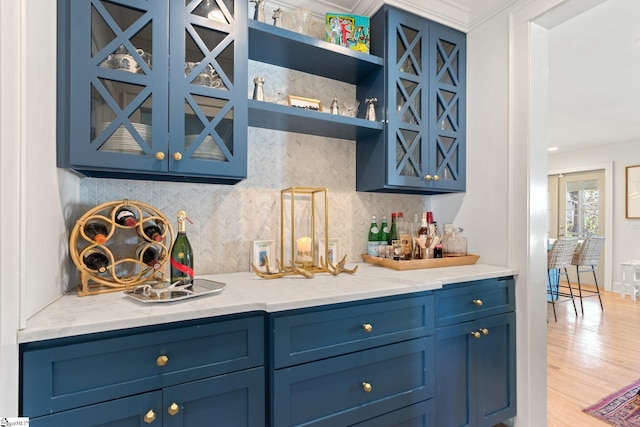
[626, 165, 640, 219]
[325, 13, 371, 53]
[317, 238, 340, 265]
[251, 240, 276, 273]
[288, 95, 322, 111]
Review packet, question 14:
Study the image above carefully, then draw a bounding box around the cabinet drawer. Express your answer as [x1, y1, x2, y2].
[350, 399, 435, 427]
[272, 337, 434, 427]
[271, 293, 434, 368]
[434, 277, 514, 327]
[21, 315, 264, 417]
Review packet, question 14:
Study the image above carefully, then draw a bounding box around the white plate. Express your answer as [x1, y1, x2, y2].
[124, 278, 225, 303]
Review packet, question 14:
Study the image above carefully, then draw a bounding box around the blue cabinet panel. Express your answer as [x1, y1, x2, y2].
[350, 399, 436, 427]
[271, 293, 434, 368]
[272, 337, 434, 427]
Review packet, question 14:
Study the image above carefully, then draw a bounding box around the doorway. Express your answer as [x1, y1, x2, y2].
[548, 169, 606, 287]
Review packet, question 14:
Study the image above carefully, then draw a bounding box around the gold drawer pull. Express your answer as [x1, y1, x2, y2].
[173, 152, 182, 161]
[481, 328, 489, 335]
[472, 299, 483, 306]
[155, 152, 165, 161]
[424, 174, 432, 181]
[144, 410, 156, 423]
[362, 323, 373, 333]
[156, 355, 169, 367]
[362, 382, 373, 392]
[433, 175, 440, 181]
[470, 331, 481, 339]
[168, 402, 180, 416]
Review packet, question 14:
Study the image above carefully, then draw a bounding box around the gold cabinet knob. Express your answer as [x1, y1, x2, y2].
[155, 152, 165, 161]
[173, 152, 182, 161]
[168, 402, 180, 416]
[156, 355, 169, 367]
[424, 175, 432, 181]
[433, 175, 440, 181]
[362, 323, 373, 333]
[362, 382, 373, 392]
[481, 328, 489, 335]
[470, 331, 481, 339]
[472, 299, 483, 307]
[144, 410, 156, 424]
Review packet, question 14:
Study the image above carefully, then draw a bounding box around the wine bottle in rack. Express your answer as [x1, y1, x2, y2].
[137, 246, 162, 271]
[170, 210, 194, 288]
[115, 207, 137, 227]
[142, 220, 164, 242]
[84, 221, 109, 245]
[83, 249, 109, 273]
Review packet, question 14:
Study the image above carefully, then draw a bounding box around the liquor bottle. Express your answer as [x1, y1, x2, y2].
[388, 212, 398, 245]
[142, 220, 164, 242]
[367, 216, 380, 256]
[84, 221, 109, 245]
[398, 212, 412, 259]
[170, 210, 194, 287]
[83, 249, 109, 273]
[115, 207, 137, 227]
[417, 212, 430, 246]
[137, 246, 162, 271]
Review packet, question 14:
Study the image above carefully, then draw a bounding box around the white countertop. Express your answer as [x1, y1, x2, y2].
[18, 263, 517, 343]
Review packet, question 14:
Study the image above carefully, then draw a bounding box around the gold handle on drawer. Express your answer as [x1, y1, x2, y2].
[424, 174, 433, 181]
[362, 323, 373, 333]
[156, 355, 169, 367]
[433, 175, 440, 181]
[362, 382, 373, 393]
[472, 299, 483, 307]
[470, 331, 481, 339]
[173, 152, 182, 161]
[168, 402, 180, 416]
[155, 152, 165, 161]
[480, 328, 489, 335]
[144, 410, 156, 423]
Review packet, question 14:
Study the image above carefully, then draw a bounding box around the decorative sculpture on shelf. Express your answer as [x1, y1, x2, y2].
[330, 98, 339, 115]
[253, 77, 265, 101]
[250, 0, 266, 22]
[365, 98, 377, 121]
[272, 8, 283, 27]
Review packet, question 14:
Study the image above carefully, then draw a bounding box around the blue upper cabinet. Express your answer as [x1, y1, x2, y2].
[356, 6, 466, 194]
[57, 0, 247, 183]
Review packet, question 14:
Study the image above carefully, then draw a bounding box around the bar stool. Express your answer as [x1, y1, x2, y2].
[571, 236, 605, 314]
[547, 237, 579, 321]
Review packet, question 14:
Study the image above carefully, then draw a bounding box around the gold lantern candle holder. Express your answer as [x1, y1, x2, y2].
[250, 187, 357, 278]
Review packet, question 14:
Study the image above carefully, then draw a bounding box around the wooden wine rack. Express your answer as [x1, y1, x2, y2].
[70, 200, 174, 296]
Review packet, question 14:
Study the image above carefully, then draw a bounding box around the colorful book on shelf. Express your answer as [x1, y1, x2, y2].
[325, 13, 370, 53]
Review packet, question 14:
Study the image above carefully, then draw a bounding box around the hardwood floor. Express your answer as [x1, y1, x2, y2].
[547, 286, 640, 426]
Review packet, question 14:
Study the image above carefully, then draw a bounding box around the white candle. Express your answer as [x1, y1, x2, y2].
[296, 236, 312, 253]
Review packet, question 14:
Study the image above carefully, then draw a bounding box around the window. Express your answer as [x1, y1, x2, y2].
[565, 179, 599, 238]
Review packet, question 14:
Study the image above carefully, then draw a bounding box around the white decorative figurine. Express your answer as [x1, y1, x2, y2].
[253, 77, 265, 101]
[330, 98, 339, 115]
[250, 0, 266, 22]
[272, 8, 283, 28]
[365, 98, 377, 121]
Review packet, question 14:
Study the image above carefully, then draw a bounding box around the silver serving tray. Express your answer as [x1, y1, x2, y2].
[124, 278, 225, 303]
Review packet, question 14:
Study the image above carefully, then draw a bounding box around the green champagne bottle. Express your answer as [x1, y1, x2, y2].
[170, 210, 194, 288]
[367, 215, 380, 256]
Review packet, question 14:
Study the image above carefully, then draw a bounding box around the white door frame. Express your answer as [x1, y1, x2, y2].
[549, 163, 613, 291]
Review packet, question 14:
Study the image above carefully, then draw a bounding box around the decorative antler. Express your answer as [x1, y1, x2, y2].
[251, 255, 315, 279]
[321, 255, 358, 275]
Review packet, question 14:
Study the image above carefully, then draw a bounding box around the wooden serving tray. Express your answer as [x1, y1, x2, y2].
[361, 253, 480, 271]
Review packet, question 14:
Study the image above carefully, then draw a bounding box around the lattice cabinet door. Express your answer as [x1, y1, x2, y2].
[385, 10, 430, 189]
[168, 0, 247, 178]
[428, 24, 466, 192]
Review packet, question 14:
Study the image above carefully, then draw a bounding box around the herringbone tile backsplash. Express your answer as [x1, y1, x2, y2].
[78, 62, 429, 278]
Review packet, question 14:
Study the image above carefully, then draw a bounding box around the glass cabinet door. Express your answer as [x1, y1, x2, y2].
[386, 11, 429, 189]
[428, 24, 466, 192]
[69, 0, 169, 172]
[168, 0, 247, 178]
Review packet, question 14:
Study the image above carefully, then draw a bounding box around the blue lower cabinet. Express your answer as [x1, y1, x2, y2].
[272, 337, 434, 427]
[435, 312, 516, 427]
[350, 400, 436, 427]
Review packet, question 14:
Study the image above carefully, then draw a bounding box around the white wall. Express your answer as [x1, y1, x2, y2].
[549, 141, 640, 286]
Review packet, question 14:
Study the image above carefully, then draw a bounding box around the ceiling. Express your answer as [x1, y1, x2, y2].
[269, 0, 640, 153]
